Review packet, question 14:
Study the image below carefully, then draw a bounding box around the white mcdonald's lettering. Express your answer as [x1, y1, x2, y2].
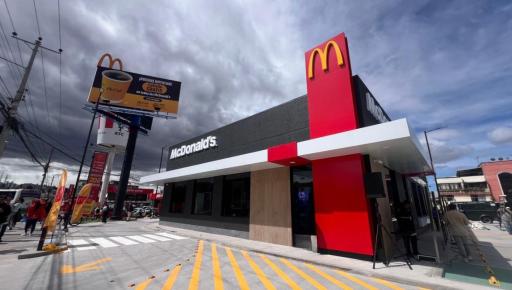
[307, 40, 344, 79]
[366, 92, 389, 123]
[170, 136, 217, 160]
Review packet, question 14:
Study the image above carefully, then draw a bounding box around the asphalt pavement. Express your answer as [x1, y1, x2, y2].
[0, 219, 432, 290]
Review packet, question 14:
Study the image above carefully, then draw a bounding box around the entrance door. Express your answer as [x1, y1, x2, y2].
[291, 167, 316, 248]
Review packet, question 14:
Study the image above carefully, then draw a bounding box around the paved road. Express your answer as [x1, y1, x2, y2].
[0, 220, 431, 290]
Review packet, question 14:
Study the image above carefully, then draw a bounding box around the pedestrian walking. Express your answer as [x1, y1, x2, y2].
[503, 207, 512, 235]
[101, 204, 109, 223]
[445, 203, 477, 262]
[24, 199, 46, 236]
[0, 196, 12, 242]
[497, 205, 505, 230]
[8, 197, 24, 230]
[396, 201, 419, 259]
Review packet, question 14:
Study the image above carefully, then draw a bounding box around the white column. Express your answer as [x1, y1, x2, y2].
[99, 151, 116, 206]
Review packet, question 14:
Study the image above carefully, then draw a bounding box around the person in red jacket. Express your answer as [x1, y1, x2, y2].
[24, 199, 46, 236]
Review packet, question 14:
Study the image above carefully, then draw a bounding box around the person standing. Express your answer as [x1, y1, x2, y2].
[8, 197, 24, 230]
[397, 201, 419, 259]
[0, 196, 12, 242]
[445, 203, 476, 262]
[24, 199, 45, 236]
[503, 207, 512, 235]
[101, 204, 109, 223]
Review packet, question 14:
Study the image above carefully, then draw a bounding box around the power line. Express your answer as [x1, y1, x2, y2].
[39, 50, 52, 126]
[32, 0, 42, 37]
[57, 0, 63, 137]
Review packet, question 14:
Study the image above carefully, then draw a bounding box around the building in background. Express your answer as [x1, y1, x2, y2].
[437, 160, 512, 205]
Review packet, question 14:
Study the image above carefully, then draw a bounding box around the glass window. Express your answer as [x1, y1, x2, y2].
[170, 183, 186, 213]
[192, 179, 213, 215]
[222, 176, 250, 217]
[470, 195, 478, 202]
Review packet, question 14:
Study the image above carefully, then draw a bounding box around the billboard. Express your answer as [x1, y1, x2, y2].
[97, 115, 129, 148]
[87, 66, 181, 117]
[84, 151, 108, 213]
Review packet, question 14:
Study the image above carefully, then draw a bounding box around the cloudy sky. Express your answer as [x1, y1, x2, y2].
[0, 0, 511, 187]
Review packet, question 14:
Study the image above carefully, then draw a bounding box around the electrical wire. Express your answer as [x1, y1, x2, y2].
[32, 0, 42, 37]
[0, 19, 22, 83]
[38, 50, 52, 126]
[57, 0, 63, 137]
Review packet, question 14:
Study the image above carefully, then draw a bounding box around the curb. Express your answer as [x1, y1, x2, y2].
[156, 225, 494, 290]
[18, 245, 69, 259]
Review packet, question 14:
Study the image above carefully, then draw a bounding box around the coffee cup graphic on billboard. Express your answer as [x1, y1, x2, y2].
[101, 70, 133, 103]
[87, 53, 182, 117]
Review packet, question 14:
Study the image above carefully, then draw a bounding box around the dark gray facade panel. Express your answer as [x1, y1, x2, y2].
[353, 75, 391, 127]
[166, 95, 309, 170]
[162, 173, 250, 231]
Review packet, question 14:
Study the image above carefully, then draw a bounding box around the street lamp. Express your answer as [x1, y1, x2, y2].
[424, 127, 444, 204]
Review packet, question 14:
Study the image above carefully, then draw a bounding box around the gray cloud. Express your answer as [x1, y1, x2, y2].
[0, 0, 511, 185]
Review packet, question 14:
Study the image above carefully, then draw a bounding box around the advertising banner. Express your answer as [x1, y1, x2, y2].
[71, 184, 92, 224]
[44, 169, 67, 232]
[87, 66, 181, 116]
[84, 151, 108, 215]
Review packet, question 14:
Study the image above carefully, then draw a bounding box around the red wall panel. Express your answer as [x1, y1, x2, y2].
[312, 154, 374, 255]
[305, 33, 358, 138]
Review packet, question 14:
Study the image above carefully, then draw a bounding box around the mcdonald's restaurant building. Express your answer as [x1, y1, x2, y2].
[141, 33, 432, 259]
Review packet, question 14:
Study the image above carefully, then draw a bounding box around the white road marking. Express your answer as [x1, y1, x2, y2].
[90, 238, 119, 248]
[77, 246, 96, 251]
[143, 234, 171, 241]
[126, 235, 156, 243]
[68, 239, 89, 246]
[109, 236, 139, 245]
[155, 232, 188, 240]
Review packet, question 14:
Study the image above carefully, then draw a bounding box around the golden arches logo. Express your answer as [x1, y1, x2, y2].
[97, 53, 123, 70]
[307, 40, 344, 79]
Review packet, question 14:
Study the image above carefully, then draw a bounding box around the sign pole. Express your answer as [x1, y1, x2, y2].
[111, 116, 140, 220]
[98, 151, 115, 206]
[66, 94, 102, 229]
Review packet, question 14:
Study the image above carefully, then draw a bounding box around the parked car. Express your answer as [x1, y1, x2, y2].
[454, 202, 498, 223]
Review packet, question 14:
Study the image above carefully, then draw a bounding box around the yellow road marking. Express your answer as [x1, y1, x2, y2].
[60, 257, 112, 274]
[134, 277, 154, 290]
[162, 264, 182, 290]
[225, 246, 250, 290]
[211, 243, 224, 290]
[259, 255, 301, 290]
[188, 240, 204, 290]
[372, 277, 405, 290]
[241, 250, 276, 290]
[334, 270, 377, 290]
[303, 264, 352, 290]
[280, 258, 326, 290]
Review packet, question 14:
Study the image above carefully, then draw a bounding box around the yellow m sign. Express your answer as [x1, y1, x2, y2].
[307, 40, 344, 79]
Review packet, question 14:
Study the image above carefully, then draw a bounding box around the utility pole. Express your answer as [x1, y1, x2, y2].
[40, 148, 54, 191]
[0, 37, 41, 158]
[0, 35, 61, 159]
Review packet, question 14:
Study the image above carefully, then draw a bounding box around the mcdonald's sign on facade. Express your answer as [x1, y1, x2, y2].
[307, 40, 344, 79]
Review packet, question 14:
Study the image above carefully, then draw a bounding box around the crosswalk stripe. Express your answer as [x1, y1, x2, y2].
[259, 254, 301, 290]
[188, 240, 204, 290]
[143, 234, 172, 241]
[109, 236, 139, 245]
[77, 246, 96, 251]
[335, 270, 377, 290]
[162, 264, 182, 290]
[134, 277, 154, 290]
[211, 243, 223, 290]
[280, 258, 326, 290]
[241, 250, 276, 290]
[127, 235, 157, 243]
[225, 247, 250, 290]
[371, 277, 404, 290]
[90, 238, 119, 248]
[156, 232, 187, 240]
[304, 264, 352, 290]
[68, 239, 89, 246]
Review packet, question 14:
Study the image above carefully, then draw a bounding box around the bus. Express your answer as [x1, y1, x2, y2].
[0, 189, 41, 206]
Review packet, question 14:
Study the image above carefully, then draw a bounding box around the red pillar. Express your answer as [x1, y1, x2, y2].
[305, 33, 373, 256]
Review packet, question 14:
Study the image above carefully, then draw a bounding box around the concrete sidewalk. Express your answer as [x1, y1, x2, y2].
[154, 222, 497, 290]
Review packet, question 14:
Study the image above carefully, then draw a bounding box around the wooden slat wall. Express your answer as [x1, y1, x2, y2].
[249, 167, 292, 246]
